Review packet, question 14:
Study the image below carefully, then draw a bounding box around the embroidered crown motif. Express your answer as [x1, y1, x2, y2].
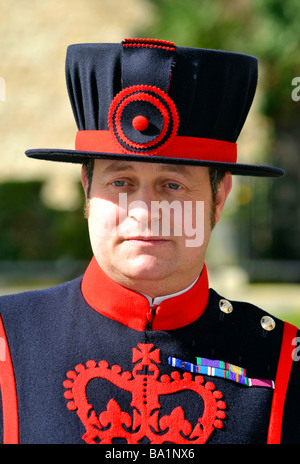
[63, 343, 226, 444]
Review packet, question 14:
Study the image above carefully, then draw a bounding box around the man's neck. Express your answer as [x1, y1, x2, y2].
[97, 262, 204, 300]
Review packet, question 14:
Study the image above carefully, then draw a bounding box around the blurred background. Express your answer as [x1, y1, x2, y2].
[0, 0, 299, 325]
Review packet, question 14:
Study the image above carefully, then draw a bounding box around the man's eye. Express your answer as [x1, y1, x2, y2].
[166, 182, 181, 190]
[112, 180, 128, 187]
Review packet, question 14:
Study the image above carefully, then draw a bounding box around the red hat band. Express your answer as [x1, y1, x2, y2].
[75, 130, 237, 163]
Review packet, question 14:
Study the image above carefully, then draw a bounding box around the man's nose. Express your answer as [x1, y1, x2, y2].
[127, 185, 161, 224]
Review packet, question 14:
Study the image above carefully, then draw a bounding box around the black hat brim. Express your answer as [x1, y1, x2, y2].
[25, 148, 284, 178]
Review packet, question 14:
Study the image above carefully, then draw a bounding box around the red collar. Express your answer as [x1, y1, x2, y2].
[81, 257, 209, 331]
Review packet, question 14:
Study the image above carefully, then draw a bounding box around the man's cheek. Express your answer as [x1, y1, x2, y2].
[88, 199, 121, 238]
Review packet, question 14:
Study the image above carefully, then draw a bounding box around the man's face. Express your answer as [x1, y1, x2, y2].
[82, 159, 231, 297]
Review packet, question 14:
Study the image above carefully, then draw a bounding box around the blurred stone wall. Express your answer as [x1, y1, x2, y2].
[0, 0, 153, 209]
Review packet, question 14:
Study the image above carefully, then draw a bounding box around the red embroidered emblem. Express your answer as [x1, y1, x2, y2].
[63, 344, 226, 444]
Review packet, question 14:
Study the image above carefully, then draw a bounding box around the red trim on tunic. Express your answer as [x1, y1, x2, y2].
[0, 316, 19, 444]
[267, 321, 298, 444]
[81, 257, 209, 331]
[75, 130, 237, 163]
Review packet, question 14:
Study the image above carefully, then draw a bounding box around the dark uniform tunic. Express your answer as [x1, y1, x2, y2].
[0, 257, 299, 444]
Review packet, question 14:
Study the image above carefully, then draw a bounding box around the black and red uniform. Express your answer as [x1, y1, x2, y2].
[0, 257, 299, 444]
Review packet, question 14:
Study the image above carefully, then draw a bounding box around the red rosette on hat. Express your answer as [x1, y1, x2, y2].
[108, 85, 179, 155]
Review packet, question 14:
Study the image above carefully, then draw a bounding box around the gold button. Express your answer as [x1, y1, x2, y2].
[260, 316, 276, 331]
[219, 299, 233, 314]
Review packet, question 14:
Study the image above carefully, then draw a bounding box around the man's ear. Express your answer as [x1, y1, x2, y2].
[214, 172, 232, 225]
[81, 164, 88, 199]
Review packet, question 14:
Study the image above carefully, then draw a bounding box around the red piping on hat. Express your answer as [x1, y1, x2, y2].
[0, 316, 19, 444]
[123, 38, 176, 51]
[75, 130, 237, 163]
[267, 321, 298, 444]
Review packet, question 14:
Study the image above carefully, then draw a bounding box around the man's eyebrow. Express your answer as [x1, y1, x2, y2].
[101, 161, 193, 178]
[102, 161, 135, 174]
[159, 164, 193, 177]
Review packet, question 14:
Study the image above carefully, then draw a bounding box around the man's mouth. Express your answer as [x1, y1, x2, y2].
[122, 236, 171, 246]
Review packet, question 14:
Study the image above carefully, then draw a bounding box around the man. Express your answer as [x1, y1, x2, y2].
[0, 38, 299, 444]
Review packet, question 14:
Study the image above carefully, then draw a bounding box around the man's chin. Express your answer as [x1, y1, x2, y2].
[113, 257, 174, 283]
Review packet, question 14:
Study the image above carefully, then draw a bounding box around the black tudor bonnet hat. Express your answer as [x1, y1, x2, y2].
[25, 38, 284, 177]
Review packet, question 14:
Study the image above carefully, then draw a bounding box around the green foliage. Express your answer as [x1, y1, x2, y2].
[0, 181, 91, 261]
